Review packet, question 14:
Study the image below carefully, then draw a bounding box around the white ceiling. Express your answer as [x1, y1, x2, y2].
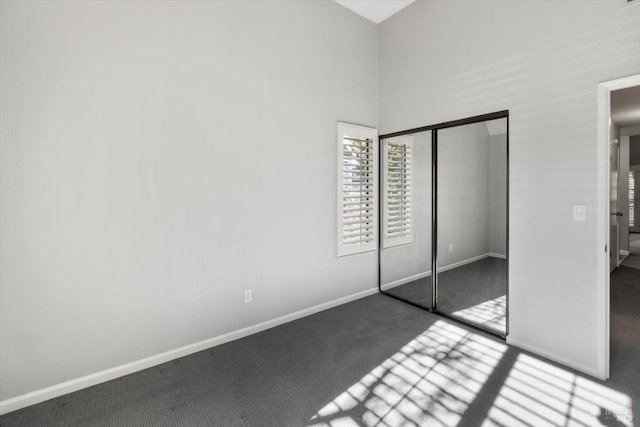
[611, 85, 640, 128]
[333, 0, 415, 24]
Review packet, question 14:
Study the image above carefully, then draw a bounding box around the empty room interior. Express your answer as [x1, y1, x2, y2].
[1, 0, 640, 426]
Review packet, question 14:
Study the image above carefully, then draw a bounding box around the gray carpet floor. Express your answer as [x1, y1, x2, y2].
[384, 257, 506, 334]
[383, 274, 432, 308]
[622, 254, 640, 270]
[1, 267, 639, 426]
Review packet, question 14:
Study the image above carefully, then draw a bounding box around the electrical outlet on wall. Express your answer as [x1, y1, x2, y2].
[244, 290, 252, 303]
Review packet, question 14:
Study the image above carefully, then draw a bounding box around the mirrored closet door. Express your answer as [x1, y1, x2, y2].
[379, 130, 432, 309]
[435, 117, 508, 335]
[379, 112, 508, 338]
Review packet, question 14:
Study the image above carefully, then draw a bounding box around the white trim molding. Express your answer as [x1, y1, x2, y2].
[336, 122, 378, 258]
[488, 252, 507, 259]
[381, 271, 431, 291]
[0, 287, 379, 416]
[437, 253, 494, 274]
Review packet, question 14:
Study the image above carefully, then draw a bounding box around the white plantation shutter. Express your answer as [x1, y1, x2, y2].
[631, 166, 640, 232]
[630, 169, 635, 228]
[383, 136, 413, 248]
[337, 123, 378, 257]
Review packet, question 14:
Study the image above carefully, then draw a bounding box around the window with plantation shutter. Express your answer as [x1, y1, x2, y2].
[337, 122, 378, 257]
[630, 170, 635, 228]
[383, 136, 413, 248]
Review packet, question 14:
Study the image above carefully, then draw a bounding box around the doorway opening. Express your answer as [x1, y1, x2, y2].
[612, 85, 640, 270]
[598, 74, 640, 381]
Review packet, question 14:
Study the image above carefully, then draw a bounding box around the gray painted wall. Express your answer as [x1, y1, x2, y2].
[0, 0, 378, 400]
[379, 0, 640, 375]
[489, 134, 508, 256]
[621, 124, 640, 137]
[437, 122, 490, 266]
[631, 136, 640, 165]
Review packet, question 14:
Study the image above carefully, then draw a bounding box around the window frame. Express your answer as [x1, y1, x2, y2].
[382, 136, 414, 248]
[336, 122, 378, 257]
[630, 169, 635, 228]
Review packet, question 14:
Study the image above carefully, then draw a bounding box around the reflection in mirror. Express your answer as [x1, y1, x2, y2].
[380, 131, 432, 309]
[436, 118, 507, 335]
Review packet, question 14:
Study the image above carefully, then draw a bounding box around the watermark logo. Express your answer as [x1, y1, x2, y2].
[602, 406, 633, 424]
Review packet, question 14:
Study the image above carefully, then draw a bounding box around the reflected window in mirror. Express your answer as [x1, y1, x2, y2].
[383, 136, 413, 248]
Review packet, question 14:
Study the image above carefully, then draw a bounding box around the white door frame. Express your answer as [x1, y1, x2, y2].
[597, 73, 640, 380]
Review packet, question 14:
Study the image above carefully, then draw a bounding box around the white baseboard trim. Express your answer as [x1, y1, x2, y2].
[0, 286, 379, 416]
[488, 252, 507, 259]
[507, 336, 603, 380]
[381, 271, 431, 291]
[436, 253, 489, 274]
[619, 250, 629, 266]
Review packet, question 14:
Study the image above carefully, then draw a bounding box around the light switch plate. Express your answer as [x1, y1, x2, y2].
[573, 205, 586, 222]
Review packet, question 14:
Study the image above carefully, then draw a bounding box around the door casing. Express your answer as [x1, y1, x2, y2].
[597, 73, 640, 381]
